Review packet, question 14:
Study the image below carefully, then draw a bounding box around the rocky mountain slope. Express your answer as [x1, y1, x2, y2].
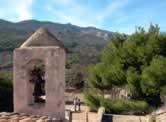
[0, 19, 113, 70]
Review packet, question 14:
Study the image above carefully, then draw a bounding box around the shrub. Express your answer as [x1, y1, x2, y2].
[88, 24, 166, 107]
[84, 92, 149, 114]
[101, 98, 149, 114]
[83, 92, 101, 111]
[0, 71, 13, 112]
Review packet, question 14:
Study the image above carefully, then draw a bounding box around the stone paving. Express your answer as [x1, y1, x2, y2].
[65, 105, 99, 122]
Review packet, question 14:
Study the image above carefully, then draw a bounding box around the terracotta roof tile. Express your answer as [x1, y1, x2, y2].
[0, 113, 62, 122]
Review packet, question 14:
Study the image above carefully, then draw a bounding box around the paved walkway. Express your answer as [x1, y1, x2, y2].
[65, 105, 98, 122]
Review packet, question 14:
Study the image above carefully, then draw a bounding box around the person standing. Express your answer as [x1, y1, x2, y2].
[78, 98, 81, 111]
[73, 97, 77, 112]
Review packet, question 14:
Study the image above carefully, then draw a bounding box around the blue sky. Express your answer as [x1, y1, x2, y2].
[0, 0, 166, 34]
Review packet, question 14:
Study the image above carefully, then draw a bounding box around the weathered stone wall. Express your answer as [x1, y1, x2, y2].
[13, 47, 65, 120]
[102, 114, 155, 122]
[156, 112, 166, 122]
[102, 113, 166, 122]
[112, 115, 150, 122]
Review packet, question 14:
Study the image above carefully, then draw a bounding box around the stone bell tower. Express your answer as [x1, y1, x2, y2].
[13, 28, 65, 120]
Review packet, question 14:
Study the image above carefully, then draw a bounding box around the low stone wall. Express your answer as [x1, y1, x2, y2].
[156, 112, 166, 122]
[112, 114, 151, 122]
[102, 113, 166, 122]
[102, 114, 155, 122]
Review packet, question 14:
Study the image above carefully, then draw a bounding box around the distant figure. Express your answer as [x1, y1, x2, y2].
[73, 97, 81, 112]
[78, 98, 81, 111]
[73, 97, 77, 112]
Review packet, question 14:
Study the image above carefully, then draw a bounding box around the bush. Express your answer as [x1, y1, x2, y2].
[101, 98, 149, 114]
[83, 92, 101, 111]
[0, 71, 13, 112]
[88, 24, 166, 107]
[84, 92, 149, 114]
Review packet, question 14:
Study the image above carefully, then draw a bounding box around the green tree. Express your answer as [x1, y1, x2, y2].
[88, 34, 127, 92]
[126, 67, 142, 99]
[86, 24, 166, 110]
[88, 63, 113, 95]
[141, 56, 166, 106]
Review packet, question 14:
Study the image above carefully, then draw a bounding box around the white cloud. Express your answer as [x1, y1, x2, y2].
[0, 0, 165, 33]
[97, 0, 129, 22]
[16, 0, 33, 20]
[110, 0, 166, 34]
[52, 0, 71, 5]
[0, 0, 33, 21]
[46, 0, 130, 28]
[46, 0, 97, 27]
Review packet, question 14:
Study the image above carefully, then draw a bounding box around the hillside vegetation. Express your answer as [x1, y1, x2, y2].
[85, 24, 166, 114]
[0, 19, 114, 87]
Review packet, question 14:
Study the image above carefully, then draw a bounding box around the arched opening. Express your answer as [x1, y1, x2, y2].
[28, 60, 46, 105]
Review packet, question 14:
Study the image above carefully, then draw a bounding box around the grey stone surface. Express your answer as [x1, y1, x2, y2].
[13, 28, 66, 120]
[20, 27, 65, 49]
[112, 114, 150, 122]
[13, 47, 65, 120]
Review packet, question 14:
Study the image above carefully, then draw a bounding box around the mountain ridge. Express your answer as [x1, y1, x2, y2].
[0, 19, 114, 70]
[0, 19, 112, 33]
[0, 19, 115, 87]
[0, 19, 114, 51]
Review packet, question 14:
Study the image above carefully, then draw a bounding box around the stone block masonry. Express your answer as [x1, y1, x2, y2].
[13, 28, 66, 121]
